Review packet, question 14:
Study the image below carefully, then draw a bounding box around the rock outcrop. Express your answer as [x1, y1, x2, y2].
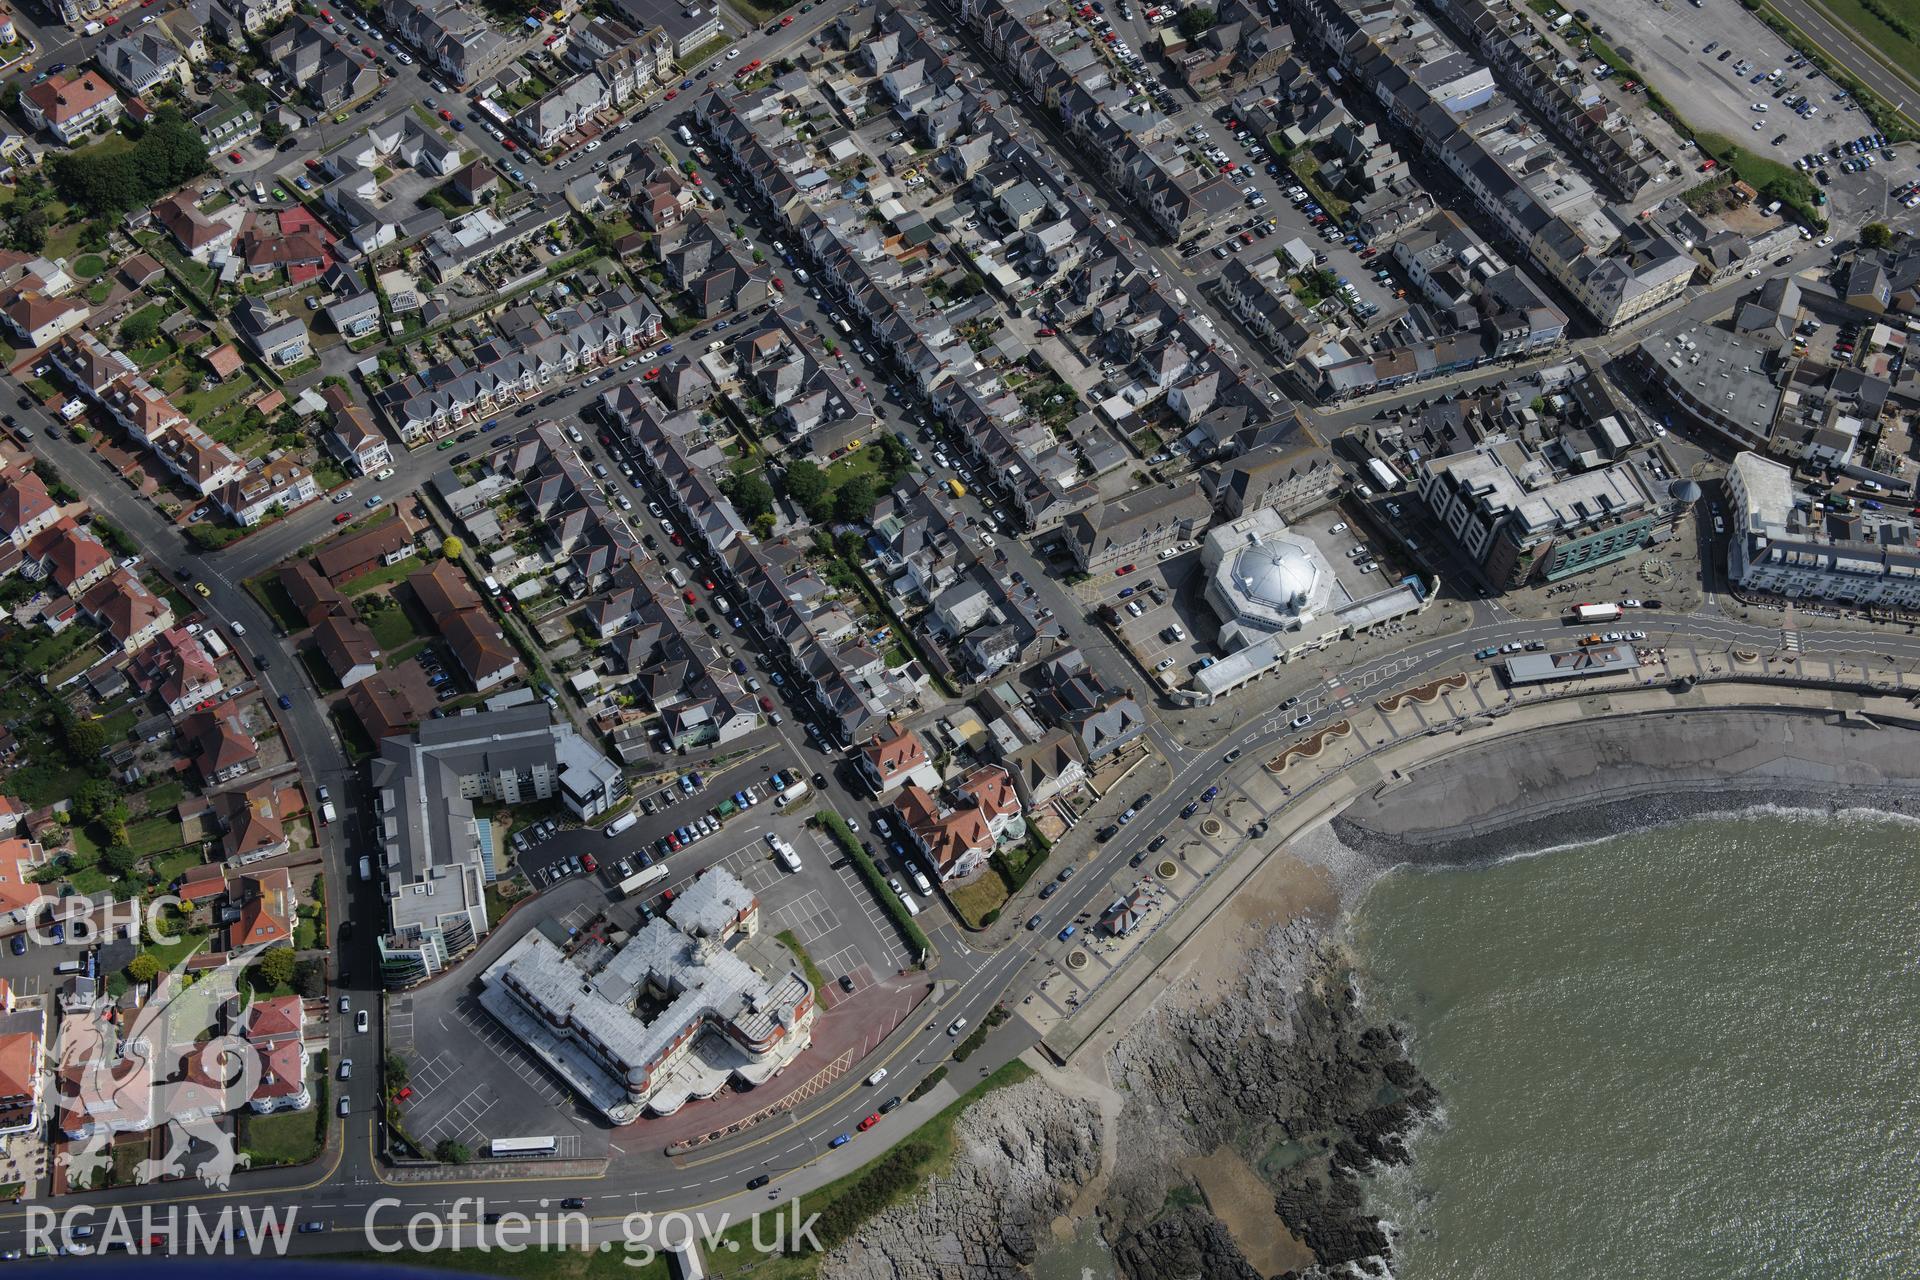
[822, 1077, 1101, 1280]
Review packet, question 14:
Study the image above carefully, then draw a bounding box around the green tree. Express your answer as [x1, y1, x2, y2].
[62, 717, 110, 762]
[120, 309, 161, 349]
[1862, 222, 1894, 248]
[1178, 5, 1217, 37]
[720, 470, 775, 520]
[833, 475, 876, 523]
[126, 953, 161, 985]
[254, 946, 297, 990]
[435, 1139, 472, 1164]
[76, 779, 118, 823]
[293, 958, 326, 998]
[100, 844, 137, 878]
[784, 460, 832, 520]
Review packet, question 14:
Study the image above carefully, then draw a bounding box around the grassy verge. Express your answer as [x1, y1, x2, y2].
[776, 928, 828, 992]
[815, 811, 932, 964]
[711, 1060, 1033, 1278]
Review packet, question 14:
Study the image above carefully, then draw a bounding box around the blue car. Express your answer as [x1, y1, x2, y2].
[732, 658, 748, 674]
[1058, 925, 1077, 942]
[1180, 802, 1198, 819]
[830, 1133, 851, 1148]
[8, 935, 23, 956]
[658, 343, 673, 353]
[680, 79, 693, 90]
[278, 693, 293, 709]
[451, 119, 465, 131]
[1202, 785, 1219, 802]
[769, 672, 784, 686]
[1118, 587, 1135, 598]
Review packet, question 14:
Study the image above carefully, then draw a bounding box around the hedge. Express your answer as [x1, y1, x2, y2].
[907, 1065, 948, 1101]
[817, 810, 932, 964]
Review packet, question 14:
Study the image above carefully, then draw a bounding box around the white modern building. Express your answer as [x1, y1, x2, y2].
[1725, 451, 1920, 608]
[1189, 509, 1434, 703]
[478, 868, 813, 1123]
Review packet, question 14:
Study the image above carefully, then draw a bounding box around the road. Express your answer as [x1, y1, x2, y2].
[9, 0, 1920, 1256]
[1768, 0, 1920, 128]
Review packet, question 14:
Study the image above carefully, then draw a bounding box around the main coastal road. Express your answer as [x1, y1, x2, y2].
[0, 482, 1911, 1257]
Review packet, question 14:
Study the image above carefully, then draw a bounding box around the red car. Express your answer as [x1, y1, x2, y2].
[857, 1113, 880, 1131]
[665, 88, 677, 99]
[702, 578, 716, 589]
[759, 695, 775, 712]
[228, 151, 244, 163]
[503, 138, 518, 151]
[780, 13, 793, 23]
[670, 532, 684, 546]
[582, 854, 597, 872]
[734, 66, 749, 78]
[683, 589, 697, 603]
[499, 598, 514, 612]
[644, 366, 662, 379]
[333, 512, 351, 524]
[1035, 326, 1056, 336]
[1116, 564, 1135, 575]
[772, 276, 784, 290]
[103, 13, 117, 23]
[438, 109, 453, 120]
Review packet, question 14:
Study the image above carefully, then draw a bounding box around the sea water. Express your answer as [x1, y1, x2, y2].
[1352, 810, 1920, 1280]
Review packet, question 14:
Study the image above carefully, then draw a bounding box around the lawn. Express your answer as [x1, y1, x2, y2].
[138, 922, 210, 974]
[177, 372, 270, 452]
[73, 254, 107, 280]
[365, 605, 416, 649]
[20, 626, 97, 675]
[947, 873, 1009, 928]
[138, 779, 186, 814]
[145, 846, 203, 890]
[823, 445, 888, 491]
[126, 815, 185, 857]
[237, 1107, 321, 1167]
[341, 554, 423, 596]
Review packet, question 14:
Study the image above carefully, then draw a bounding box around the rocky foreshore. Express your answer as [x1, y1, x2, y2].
[822, 917, 1434, 1280]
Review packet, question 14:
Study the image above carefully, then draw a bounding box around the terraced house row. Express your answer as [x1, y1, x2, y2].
[371, 289, 662, 441]
[47, 332, 319, 526]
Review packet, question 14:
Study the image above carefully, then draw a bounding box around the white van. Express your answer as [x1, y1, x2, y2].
[358, 857, 372, 882]
[897, 893, 922, 917]
[677, 125, 694, 146]
[54, 960, 85, 975]
[483, 575, 503, 595]
[668, 566, 687, 587]
[866, 1068, 888, 1086]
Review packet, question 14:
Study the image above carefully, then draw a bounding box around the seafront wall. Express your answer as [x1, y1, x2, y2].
[1334, 702, 1920, 865]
